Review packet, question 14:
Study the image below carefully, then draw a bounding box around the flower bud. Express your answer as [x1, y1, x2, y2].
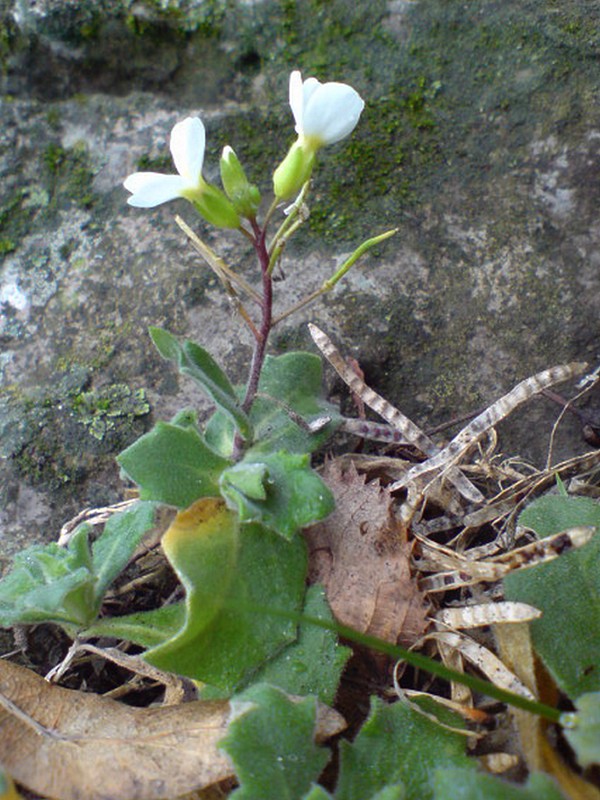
[188, 182, 241, 229]
[272, 139, 316, 200]
[219, 146, 261, 219]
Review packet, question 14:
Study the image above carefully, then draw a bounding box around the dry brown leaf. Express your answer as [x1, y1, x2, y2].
[305, 459, 429, 647]
[0, 659, 233, 800]
[0, 660, 343, 800]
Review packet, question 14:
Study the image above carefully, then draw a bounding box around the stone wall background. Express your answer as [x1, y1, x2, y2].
[1, 0, 599, 552]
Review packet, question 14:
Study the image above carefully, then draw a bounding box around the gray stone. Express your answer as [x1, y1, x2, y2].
[1, 0, 599, 551]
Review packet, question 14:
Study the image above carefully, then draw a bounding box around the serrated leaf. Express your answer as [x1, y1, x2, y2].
[220, 451, 334, 539]
[171, 407, 202, 430]
[205, 352, 342, 458]
[149, 327, 252, 439]
[505, 495, 600, 697]
[145, 515, 307, 691]
[249, 352, 342, 454]
[220, 685, 334, 800]
[335, 697, 471, 800]
[82, 603, 185, 649]
[117, 421, 230, 508]
[222, 462, 268, 500]
[0, 525, 97, 630]
[91, 501, 157, 600]
[561, 692, 600, 769]
[253, 585, 351, 704]
[432, 768, 566, 800]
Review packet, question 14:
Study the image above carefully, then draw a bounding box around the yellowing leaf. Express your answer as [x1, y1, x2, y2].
[147, 517, 308, 690]
[0, 771, 25, 800]
[160, 497, 239, 635]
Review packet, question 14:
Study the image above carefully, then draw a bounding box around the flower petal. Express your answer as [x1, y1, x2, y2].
[289, 70, 305, 133]
[303, 82, 364, 145]
[170, 117, 205, 184]
[124, 172, 189, 207]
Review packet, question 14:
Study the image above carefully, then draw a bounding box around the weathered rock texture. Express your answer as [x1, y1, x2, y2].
[1, 0, 599, 551]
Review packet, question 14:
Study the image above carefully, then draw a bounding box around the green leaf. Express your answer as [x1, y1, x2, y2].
[302, 788, 333, 800]
[204, 405, 237, 457]
[0, 525, 96, 630]
[220, 451, 335, 539]
[222, 462, 268, 500]
[144, 498, 239, 668]
[205, 352, 342, 458]
[304, 788, 405, 800]
[148, 326, 182, 362]
[145, 514, 307, 691]
[253, 585, 351, 704]
[81, 603, 185, 648]
[249, 352, 342, 454]
[149, 327, 252, 439]
[366, 790, 406, 800]
[117, 421, 230, 508]
[432, 768, 565, 800]
[91, 501, 157, 601]
[335, 697, 470, 800]
[220, 684, 331, 800]
[518, 493, 600, 536]
[561, 692, 600, 768]
[170, 407, 202, 430]
[504, 495, 600, 697]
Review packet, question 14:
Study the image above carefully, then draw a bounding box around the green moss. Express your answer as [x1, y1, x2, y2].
[42, 140, 96, 210]
[0, 190, 32, 257]
[123, 0, 228, 37]
[71, 384, 150, 441]
[46, 106, 61, 130]
[136, 153, 173, 172]
[2, 367, 150, 496]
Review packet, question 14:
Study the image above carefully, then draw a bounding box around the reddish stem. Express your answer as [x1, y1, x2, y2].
[241, 219, 273, 415]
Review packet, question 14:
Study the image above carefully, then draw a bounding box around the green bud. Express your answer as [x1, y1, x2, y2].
[220, 146, 261, 220]
[273, 139, 316, 200]
[189, 182, 241, 229]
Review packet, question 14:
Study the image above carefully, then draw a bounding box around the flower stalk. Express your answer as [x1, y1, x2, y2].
[123, 70, 378, 454]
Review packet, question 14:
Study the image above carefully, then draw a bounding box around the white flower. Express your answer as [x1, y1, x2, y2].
[273, 70, 365, 200]
[124, 117, 206, 207]
[124, 117, 240, 228]
[289, 70, 364, 148]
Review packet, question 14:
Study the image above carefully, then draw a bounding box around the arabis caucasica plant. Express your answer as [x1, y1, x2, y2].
[273, 70, 365, 200]
[122, 69, 382, 421]
[0, 67, 398, 713]
[124, 116, 241, 228]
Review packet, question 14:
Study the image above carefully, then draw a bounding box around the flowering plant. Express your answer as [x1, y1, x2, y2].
[113, 70, 393, 684]
[0, 70, 393, 689]
[0, 70, 593, 800]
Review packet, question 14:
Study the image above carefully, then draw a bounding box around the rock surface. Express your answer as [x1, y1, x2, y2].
[1, 0, 599, 550]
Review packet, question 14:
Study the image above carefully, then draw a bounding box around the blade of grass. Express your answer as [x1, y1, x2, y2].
[247, 606, 562, 723]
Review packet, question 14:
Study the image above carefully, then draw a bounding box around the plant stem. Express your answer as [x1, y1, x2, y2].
[241, 219, 273, 415]
[251, 607, 563, 723]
